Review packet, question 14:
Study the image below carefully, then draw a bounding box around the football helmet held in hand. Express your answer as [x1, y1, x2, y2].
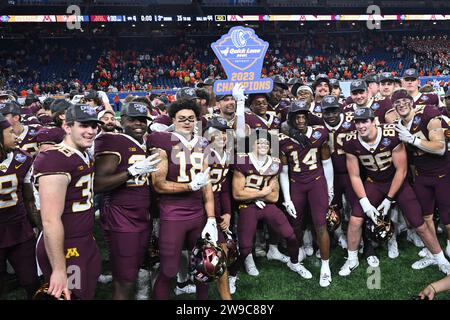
[190, 238, 227, 283]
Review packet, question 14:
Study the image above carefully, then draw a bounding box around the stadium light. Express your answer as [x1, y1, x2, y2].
[101, 24, 105, 28]
[300, 22, 304, 26]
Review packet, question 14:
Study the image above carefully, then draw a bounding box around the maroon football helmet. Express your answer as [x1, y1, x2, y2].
[190, 238, 227, 283]
[326, 205, 341, 232]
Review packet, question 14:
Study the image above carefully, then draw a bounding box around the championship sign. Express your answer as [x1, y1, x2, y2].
[211, 26, 273, 95]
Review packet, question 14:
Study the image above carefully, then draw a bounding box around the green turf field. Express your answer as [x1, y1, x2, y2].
[3, 225, 450, 300]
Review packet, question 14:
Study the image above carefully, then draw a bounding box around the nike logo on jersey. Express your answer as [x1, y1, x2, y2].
[15, 164, 23, 170]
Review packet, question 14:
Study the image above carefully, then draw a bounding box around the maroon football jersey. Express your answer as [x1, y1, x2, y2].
[343, 124, 401, 182]
[33, 143, 95, 239]
[36, 126, 65, 146]
[399, 105, 449, 176]
[0, 150, 35, 248]
[147, 131, 209, 221]
[279, 126, 328, 183]
[17, 125, 40, 156]
[343, 96, 391, 123]
[413, 92, 440, 108]
[95, 133, 151, 232]
[233, 153, 282, 203]
[324, 114, 356, 174]
[245, 111, 281, 134]
[204, 147, 232, 216]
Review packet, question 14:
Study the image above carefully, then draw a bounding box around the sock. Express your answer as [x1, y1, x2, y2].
[447, 240, 450, 249]
[348, 249, 358, 262]
[434, 251, 448, 265]
[269, 244, 278, 252]
[321, 259, 330, 273]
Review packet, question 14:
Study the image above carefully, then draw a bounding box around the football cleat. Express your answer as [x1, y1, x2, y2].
[174, 284, 196, 296]
[411, 257, 437, 270]
[267, 246, 290, 263]
[287, 261, 313, 279]
[387, 237, 399, 259]
[418, 247, 430, 258]
[244, 254, 259, 276]
[366, 255, 379, 268]
[407, 230, 424, 248]
[338, 259, 359, 277]
[228, 275, 237, 295]
[319, 270, 332, 288]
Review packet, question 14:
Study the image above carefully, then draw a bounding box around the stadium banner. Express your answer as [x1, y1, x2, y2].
[211, 26, 273, 95]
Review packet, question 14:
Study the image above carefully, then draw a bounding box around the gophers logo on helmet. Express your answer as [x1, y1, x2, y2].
[190, 238, 227, 283]
[365, 214, 395, 243]
[326, 205, 341, 232]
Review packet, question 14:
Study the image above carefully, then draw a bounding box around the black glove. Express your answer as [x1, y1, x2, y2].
[289, 128, 311, 149]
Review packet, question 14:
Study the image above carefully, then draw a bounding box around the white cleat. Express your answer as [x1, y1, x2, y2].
[319, 270, 332, 287]
[411, 257, 437, 270]
[98, 274, 113, 284]
[446, 244, 450, 259]
[287, 261, 313, 279]
[407, 230, 424, 248]
[174, 284, 196, 295]
[388, 238, 399, 259]
[315, 250, 321, 259]
[228, 276, 237, 294]
[304, 245, 314, 257]
[338, 259, 359, 277]
[298, 247, 306, 263]
[244, 254, 259, 276]
[337, 235, 348, 249]
[267, 247, 290, 263]
[438, 263, 450, 275]
[366, 255, 379, 268]
[418, 247, 431, 258]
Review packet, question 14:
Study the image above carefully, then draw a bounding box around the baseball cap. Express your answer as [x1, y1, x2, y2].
[403, 68, 419, 80]
[120, 102, 151, 119]
[353, 107, 375, 120]
[379, 72, 394, 82]
[350, 80, 368, 93]
[176, 87, 199, 101]
[97, 109, 116, 120]
[321, 95, 340, 110]
[65, 104, 104, 124]
[0, 101, 21, 115]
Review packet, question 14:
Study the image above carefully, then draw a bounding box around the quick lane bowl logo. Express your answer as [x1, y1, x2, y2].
[381, 138, 391, 147]
[185, 88, 196, 97]
[312, 131, 322, 140]
[270, 163, 279, 172]
[212, 27, 266, 70]
[355, 108, 365, 116]
[371, 103, 380, 110]
[80, 105, 96, 116]
[133, 103, 147, 114]
[15, 153, 27, 163]
[421, 95, 429, 101]
[352, 80, 362, 87]
[324, 96, 335, 104]
[342, 122, 351, 129]
[413, 116, 421, 125]
[217, 117, 227, 125]
[383, 72, 391, 78]
[211, 26, 273, 95]
[405, 69, 415, 76]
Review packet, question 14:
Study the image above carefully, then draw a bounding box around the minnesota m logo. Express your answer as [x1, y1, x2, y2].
[66, 248, 80, 259]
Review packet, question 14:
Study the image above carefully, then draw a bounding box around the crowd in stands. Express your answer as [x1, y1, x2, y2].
[1, 31, 449, 94]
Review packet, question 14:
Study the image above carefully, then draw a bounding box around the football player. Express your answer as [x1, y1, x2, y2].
[94, 102, 160, 299]
[148, 98, 216, 300]
[393, 90, 450, 267]
[340, 107, 450, 277]
[343, 80, 392, 124]
[0, 102, 40, 156]
[401, 68, 442, 108]
[0, 114, 40, 299]
[204, 117, 233, 298]
[34, 104, 104, 299]
[228, 129, 312, 293]
[279, 100, 334, 287]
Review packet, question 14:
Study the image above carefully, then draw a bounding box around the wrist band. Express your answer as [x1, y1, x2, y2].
[386, 196, 395, 202]
[429, 284, 437, 294]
